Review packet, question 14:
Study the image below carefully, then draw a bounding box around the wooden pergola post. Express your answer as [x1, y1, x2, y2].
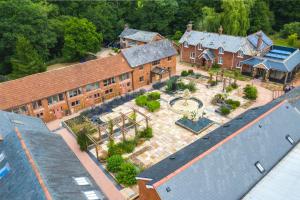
[133, 109, 138, 137]
[95, 145, 99, 160]
[121, 114, 126, 141]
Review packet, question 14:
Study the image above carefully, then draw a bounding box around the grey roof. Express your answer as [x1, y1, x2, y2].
[121, 39, 177, 68]
[247, 31, 273, 51]
[241, 47, 300, 72]
[200, 49, 215, 60]
[0, 111, 107, 200]
[179, 30, 258, 56]
[243, 142, 300, 200]
[119, 28, 159, 43]
[138, 87, 300, 200]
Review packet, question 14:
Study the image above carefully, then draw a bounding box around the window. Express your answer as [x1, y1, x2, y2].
[197, 43, 202, 50]
[127, 82, 131, 87]
[103, 77, 115, 86]
[12, 106, 27, 114]
[183, 41, 188, 48]
[119, 73, 130, 81]
[68, 88, 82, 98]
[286, 135, 294, 145]
[0, 152, 5, 163]
[74, 177, 90, 186]
[236, 61, 241, 68]
[94, 93, 100, 98]
[139, 65, 144, 70]
[190, 52, 195, 59]
[152, 60, 160, 66]
[218, 56, 223, 64]
[105, 89, 113, 94]
[71, 100, 80, 107]
[36, 112, 44, 118]
[218, 47, 224, 54]
[167, 56, 172, 61]
[255, 161, 265, 173]
[32, 100, 42, 110]
[0, 163, 10, 179]
[83, 191, 101, 200]
[237, 50, 244, 58]
[139, 76, 144, 82]
[48, 93, 64, 105]
[86, 83, 99, 92]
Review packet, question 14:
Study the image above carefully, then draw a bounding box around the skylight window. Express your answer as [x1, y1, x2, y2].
[255, 161, 265, 173]
[83, 191, 101, 200]
[286, 135, 294, 145]
[74, 177, 90, 186]
[0, 152, 5, 163]
[0, 163, 11, 180]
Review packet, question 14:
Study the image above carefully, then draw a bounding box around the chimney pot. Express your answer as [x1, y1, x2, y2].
[124, 23, 129, 30]
[187, 21, 193, 32]
[218, 25, 223, 35]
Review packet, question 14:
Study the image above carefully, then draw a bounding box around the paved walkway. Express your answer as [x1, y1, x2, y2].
[57, 128, 124, 200]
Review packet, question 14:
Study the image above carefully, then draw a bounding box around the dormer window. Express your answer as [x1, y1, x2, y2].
[218, 47, 224, 54]
[237, 50, 244, 58]
[183, 41, 188, 48]
[197, 43, 202, 50]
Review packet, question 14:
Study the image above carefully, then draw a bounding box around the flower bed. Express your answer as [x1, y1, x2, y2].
[135, 92, 161, 112]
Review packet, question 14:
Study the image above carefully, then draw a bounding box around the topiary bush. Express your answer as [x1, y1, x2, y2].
[146, 100, 160, 112]
[220, 106, 230, 116]
[147, 92, 160, 101]
[243, 84, 258, 100]
[181, 70, 189, 76]
[107, 155, 124, 173]
[135, 95, 148, 107]
[139, 127, 153, 139]
[116, 162, 139, 186]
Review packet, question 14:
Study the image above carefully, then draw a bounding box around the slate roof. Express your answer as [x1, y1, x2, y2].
[121, 39, 177, 68]
[179, 30, 272, 56]
[0, 54, 133, 110]
[241, 47, 300, 72]
[243, 142, 300, 200]
[119, 28, 159, 43]
[247, 31, 273, 51]
[138, 87, 300, 200]
[0, 111, 107, 200]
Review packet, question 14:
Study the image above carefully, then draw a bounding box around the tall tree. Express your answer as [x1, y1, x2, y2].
[62, 17, 103, 61]
[221, 0, 251, 36]
[0, 0, 56, 74]
[249, 0, 274, 34]
[197, 7, 221, 32]
[10, 36, 45, 79]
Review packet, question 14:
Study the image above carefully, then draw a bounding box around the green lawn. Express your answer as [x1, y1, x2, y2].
[269, 35, 300, 48]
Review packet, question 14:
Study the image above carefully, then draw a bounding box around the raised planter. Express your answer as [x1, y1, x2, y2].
[175, 117, 214, 135]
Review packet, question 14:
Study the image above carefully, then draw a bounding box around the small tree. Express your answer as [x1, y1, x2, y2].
[77, 128, 89, 151]
[172, 30, 183, 41]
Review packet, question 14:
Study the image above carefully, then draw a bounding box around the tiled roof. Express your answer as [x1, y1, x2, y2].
[0, 111, 107, 200]
[0, 54, 133, 109]
[121, 39, 177, 68]
[247, 31, 273, 50]
[119, 28, 159, 42]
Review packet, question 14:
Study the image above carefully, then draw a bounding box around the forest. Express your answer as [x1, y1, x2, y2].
[0, 0, 299, 80]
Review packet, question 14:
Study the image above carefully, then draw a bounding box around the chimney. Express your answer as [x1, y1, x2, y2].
[256, 32, 263, 50]
[187, 21, 193, 32]
[124, 23, 129, 30]
[218, 25, 223, 35]
[0, 134, 3, 142]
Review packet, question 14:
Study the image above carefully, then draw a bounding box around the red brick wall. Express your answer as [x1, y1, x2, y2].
[138, 180, 161, 200]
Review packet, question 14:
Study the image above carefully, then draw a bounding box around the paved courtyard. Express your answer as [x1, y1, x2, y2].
[89, 77, 252, 169]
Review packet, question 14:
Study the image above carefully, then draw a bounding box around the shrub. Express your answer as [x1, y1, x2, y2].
[135, 95, 148, 107]
[108, 140, 137, 157]
[181, 70, 189, 76]
[107, 142, 123, 157]
[220, 106, 230, 116]
[225, 99, 241, 109]
[147, 92, 160, 101]
[211, 62, 221, 70]
[165, 78, 177, 92]
[243, 84, 258, 100]
[146, 100, 160, 112]
[139, 127, 153, 139]
[188, 69, 194, 75]
[280, 22, 300, 38]
[208, 80, 217, 86]
[76, 128, 89, 151]
[225, 85, 234, 93]
[231, 82, 238, 89]
[186, 81, 196, 92]
[107, 155, 124, 173]
[288, 33, 298, 46]
[211, 93, 226, 105]
[116, 162, 138, 186]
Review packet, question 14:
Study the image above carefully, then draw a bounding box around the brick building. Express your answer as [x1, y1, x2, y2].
[179, 23, 272, 69]
[0, 39, 176, 122]
[119, 24, 164, 48]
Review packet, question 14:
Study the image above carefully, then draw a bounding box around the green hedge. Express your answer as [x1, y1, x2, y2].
[146, 101, 160, 112]
[116, 162, 139, 186]
[107, 155, 124, 173]
[147, 92, 160, 101]
[135, 95, 148, 107]
[243, 84, 258, 100]
[135, 92, 161, 112]
[225, 99, 241, 109]
[220, 106, 230, 116]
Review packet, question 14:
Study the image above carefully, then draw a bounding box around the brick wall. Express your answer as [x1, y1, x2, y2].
[138, 180, 161, 200]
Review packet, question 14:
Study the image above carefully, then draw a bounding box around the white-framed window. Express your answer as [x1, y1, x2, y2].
[74, 177, 90, 186]
[286, 135, 294, 145]
[152, 60, 160, 66]
[119, 73, 130, 81]
[218, 56, 223, 64]
[183, 41, 188, 48]
[190, 52, 195, 59]
[86, 82, 99, 92]
[32, 100, 42, 110]
[237, 50, 244, 58]
[218, 47, 224, 54]
[197, 43, 202, 50]
[103, 77, 115, 86]
[48, 93, 64, 105]
[12, 106, 28, 114]
[255, 161, 265, 173]
[236, 61, 241, 68]
[83, 190, 101, 200]
[71, 100, 80, 107]
[68, 88, 82, 98]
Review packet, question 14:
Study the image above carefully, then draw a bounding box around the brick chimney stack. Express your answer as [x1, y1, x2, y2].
[187, 21, 193, 32]
[124, 23, 129, 30]
[256, 32, 263, 50]
[218, 25, 223, 35]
